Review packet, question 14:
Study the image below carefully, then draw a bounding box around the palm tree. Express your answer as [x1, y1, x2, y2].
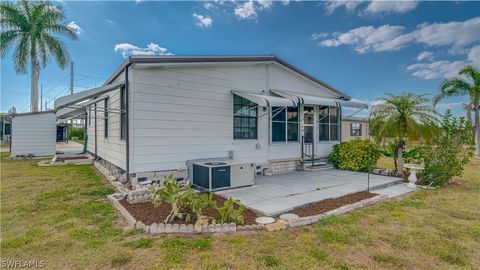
[370, 93, 440, 172]
[0, 0, 78, 112]
[433, 65, 480, 157]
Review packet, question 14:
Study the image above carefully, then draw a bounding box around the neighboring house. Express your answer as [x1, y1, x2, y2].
[1, 114, 11, 145]
[341, 116, 370, 141]
[54, 55, 367, 184]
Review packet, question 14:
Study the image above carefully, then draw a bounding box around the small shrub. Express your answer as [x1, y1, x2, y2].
[329, 139, 380, 172]
[68, 127, 84, 140]
[418, 112, 475, 187]
[186, 193, 216, 232]
[152, 175, 194, 223]
[216, 198, 245, 225]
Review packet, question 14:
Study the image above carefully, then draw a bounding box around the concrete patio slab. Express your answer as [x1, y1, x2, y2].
[216, 169, 402, 216]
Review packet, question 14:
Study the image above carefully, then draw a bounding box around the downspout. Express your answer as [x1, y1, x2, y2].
[338, 106, 342, 143]
[94, 103, 97, 158]
[83, 109, 87, 154]
[125, 64, 132, 182]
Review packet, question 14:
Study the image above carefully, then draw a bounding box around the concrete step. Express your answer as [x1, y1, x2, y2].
[368, 178, 404, 191]
[303, 165, 334, 171]
[374, 183, 416, 198]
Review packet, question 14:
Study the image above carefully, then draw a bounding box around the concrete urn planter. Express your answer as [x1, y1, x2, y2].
[404, 163, 424, 188]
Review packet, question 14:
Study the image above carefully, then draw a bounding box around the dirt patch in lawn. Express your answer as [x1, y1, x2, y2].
[120, 194, 259, 226]
[292, 191, 378, 217]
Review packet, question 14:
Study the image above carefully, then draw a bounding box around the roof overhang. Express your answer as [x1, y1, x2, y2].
[232, 90, 296, 107]
[54, 82, 124, 110]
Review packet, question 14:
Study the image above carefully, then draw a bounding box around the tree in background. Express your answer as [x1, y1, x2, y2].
[0, 0, 78, 112]
[370, 93, 440, 172]
[433, 65, 480, 157]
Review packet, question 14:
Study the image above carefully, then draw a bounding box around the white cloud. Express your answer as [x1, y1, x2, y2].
[363, 1, 418, 15]
[414, 17, 480, 48]
[324, 1, 418, 15]
[66, 21, 82, 35]
[311, 32, 328, 40]
[257, 0, 273, 10]
[281, 0, 290, 5]
[318, 25, 412, 53]
[114, 43, 174, 58]
[324, 1, 364, 15]
[316, 17, 480, 54]
[235, 0, 257, 20]
[203, 2, 215, 10]
[468, 45, 480, 66]
[407, 60, 468, 80]
[193, 13, 213, 27]
[435, 102, 463, 110]
[416, 51, 434, 61]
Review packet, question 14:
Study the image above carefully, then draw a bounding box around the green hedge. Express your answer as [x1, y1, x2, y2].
[329, 139, 380, 172]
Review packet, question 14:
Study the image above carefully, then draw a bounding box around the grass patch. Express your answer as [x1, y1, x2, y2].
[124, 238, 154, 249]
[257, 255, 280, 267]
[372, 253, 408, 266]
[1, 156, 479, 269]
[160, 237, 212, 266]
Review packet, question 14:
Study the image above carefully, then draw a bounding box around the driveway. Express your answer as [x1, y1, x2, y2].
[56, 141, 84, 155]
[216, 169, 402, 216]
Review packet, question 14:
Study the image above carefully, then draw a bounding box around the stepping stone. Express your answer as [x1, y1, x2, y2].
[255, 216, 275, 225]
[279, 213, 299, 222]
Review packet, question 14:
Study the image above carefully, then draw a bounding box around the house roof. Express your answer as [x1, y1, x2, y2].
[342, 116, 369, 122]
[103, 55, 351, 99]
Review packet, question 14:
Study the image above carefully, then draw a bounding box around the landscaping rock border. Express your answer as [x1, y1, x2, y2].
[285, 194, 389, 227]
[107, 192, 393, 235]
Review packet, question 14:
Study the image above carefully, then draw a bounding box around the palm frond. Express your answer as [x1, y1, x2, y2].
[13, 35, 29, 73]
[43, 33, 69, 69]
[0, 30, 20, 56]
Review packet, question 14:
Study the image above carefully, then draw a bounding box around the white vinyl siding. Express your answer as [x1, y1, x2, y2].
[86, 73, 126, 170]
[91, 62, 343, 173]
[11, 112, 56, 156]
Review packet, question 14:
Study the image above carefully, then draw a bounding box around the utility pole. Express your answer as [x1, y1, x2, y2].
[40, 84, 43, 111]
[70, 61, 74, 129]
[70, 61, 74, 95]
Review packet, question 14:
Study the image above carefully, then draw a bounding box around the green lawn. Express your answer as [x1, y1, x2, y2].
[1, 154, 479, 269]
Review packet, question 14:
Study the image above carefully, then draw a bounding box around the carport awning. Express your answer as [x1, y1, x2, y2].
[54, 82, 124, 110]
[270, 90, 368, 109]
[232, 90, 296, 107]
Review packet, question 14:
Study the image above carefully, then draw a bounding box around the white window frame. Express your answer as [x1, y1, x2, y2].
[318, 106, 340, 142]
[271, 106, 299, 144]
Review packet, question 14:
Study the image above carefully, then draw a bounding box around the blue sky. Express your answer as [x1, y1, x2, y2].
[1, 0, 479, 115]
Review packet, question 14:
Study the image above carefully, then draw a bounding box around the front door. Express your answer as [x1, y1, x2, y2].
[302, 106, 315, 154]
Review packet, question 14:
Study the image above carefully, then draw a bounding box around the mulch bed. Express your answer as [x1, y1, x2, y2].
[120, 194, 259, 226]
[292, 191, 378, 217]
[56, 156, 89, 162]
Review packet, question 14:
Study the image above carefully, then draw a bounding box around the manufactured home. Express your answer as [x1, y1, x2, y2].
[54, 56, 367, 187]
[341, 116, 370, 141]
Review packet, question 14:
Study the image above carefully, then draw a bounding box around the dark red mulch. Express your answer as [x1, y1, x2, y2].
[120, 194, 259, 225]
[292, 191, 378, 217]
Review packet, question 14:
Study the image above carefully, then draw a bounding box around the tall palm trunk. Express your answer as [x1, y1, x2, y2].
[475, 108, 480, 157]
[30, 54, 39, 112]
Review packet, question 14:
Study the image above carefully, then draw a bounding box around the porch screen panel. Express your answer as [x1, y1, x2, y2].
[287, 107, 299, 142]
[319, 106, 329, 141]
[233, 94, 257, 140]
[330, 107, 339, 141]
[272, 107, 286, 142]
[272, 107, 299, 142]
[319, 106, 340, 141]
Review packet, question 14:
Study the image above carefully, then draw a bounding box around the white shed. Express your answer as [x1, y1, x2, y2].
[10, 111, 57, 157]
